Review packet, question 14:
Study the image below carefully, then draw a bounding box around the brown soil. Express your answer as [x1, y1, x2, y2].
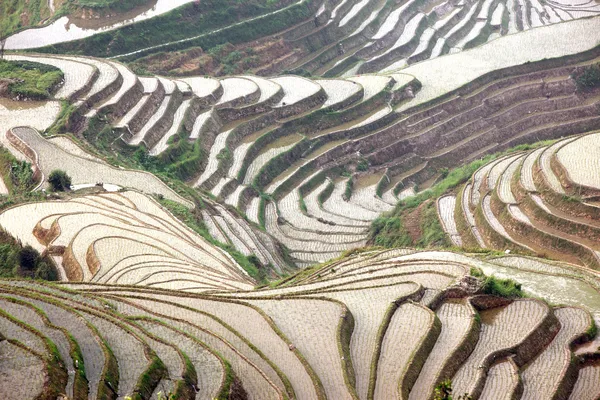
[404, 202, 428, 243]
[0, 78, 18, 99]
[130, 38, 297, 77]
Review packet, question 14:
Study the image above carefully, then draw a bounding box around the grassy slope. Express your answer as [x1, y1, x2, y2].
[74, 0, 149, 12]
[0, 0, 52, 38]
[37, 0, 302, 58]
[0, 60, 63, 100]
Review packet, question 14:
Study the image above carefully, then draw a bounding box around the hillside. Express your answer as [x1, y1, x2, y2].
[1, 1, 600, 399]
[0, 250, 599, 399]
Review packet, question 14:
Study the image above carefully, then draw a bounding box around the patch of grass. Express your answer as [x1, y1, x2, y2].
[369, 216, 413, 248]
[0, 60, 63, 100]
[129, 354, 167, 400]
[299, 192, 307, 213]
[416, 201, 451, 248]
[46, 101, 78, 135]
[0, 0, 52, 37]
[482, 276, 524, 298]
[470, 266, 525, 298]
[74, 0, 149, 12]
[586, 319, 597, 339]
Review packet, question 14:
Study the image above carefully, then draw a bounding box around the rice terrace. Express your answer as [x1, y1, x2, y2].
[0, 0, 600, 398]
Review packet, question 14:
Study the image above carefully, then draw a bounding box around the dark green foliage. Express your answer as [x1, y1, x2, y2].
[0, 60, 63, 100]
[18, 245, 39, 271]
[34, 261, 59, 281]
[356, 158, 369, 172]
[574, 64, 600, 91]
[48, 169, 72, 192]
[0, 242, 19, 278]
[482, 276, 524, 298]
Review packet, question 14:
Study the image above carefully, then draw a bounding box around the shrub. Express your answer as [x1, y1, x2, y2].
[434, 380, 473, 400]
[18, 245, 40, 271]
[574, 64, 600, 91]
[48, 170, 72, 192]
[35, 261, 59, 281]
[10, 160, 34, 191]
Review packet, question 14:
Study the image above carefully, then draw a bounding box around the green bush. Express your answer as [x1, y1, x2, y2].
[18, 245, 40, 271]
[574, 64, 600, 91]
[48, 169, 72, 192]
[482, 276, 524, 298]
[10, 160, 34, 191]
[35, 261, 59, 281]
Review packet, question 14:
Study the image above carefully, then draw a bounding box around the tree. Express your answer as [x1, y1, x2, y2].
[18, 245, 40, 271]
[48, 169, 72, 192]
[35, 261, 59, 281]
[0, 36, 6, 60]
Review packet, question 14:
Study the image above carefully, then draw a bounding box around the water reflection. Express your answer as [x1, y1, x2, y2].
[6, 0, 195, 50]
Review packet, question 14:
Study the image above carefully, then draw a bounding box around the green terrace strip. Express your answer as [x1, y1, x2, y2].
[0, 59, 63, 100]
[33, 0, 319, 59]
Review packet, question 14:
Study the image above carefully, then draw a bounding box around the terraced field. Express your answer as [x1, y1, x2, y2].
[1, 3, 600, 400]
[0, 250, 598, 399]
[440, 129, 600, 269]
[2, 17, 599, 265]
[0, 191, 254, 290]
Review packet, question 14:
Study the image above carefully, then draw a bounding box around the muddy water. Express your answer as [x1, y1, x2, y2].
[5, 0, 195, 50]
[480, 306, 505, 325]
[255, 133, 303, 157]
[478, 258, 600, 316]
[354, 171, 385, 190]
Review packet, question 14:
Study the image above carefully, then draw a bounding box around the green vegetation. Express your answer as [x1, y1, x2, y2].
[7, 158, 35, 192]
[434, 380, 473, 400]
[370, 139, 558, 249]
[0, 60, 63, 100]
[370, 215, 413, 248]
[482, 275, 524, 298]
[0, 233, 59, 280]
[471, 267, 525, 298]
[416, 201, 452, 248]
[0, 0, 53, 38]
[573, 63, 600, 91]
[39, 0, 310, 59]
[48, 169, 72, 192]
[74, 0, 149, 12]
[46, 101, 78, 135]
